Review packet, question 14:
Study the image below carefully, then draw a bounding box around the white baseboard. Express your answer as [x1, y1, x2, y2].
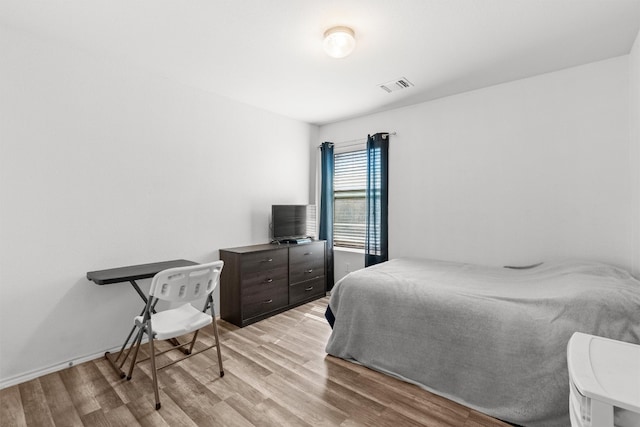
[0, 344, 125, 390]
[0, 315, 221, 390]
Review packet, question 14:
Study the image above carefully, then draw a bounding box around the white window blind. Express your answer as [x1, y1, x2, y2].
[334, 149, 366, 249]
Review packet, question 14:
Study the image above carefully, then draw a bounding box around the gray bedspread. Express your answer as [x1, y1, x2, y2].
[325, 258, 640, 427]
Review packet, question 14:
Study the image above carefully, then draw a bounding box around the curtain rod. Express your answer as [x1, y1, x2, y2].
[318, 131, 396, 148]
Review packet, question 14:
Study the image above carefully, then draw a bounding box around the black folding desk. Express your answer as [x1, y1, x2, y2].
[87, 259, 198, 377]
[87, 259, 198, 302]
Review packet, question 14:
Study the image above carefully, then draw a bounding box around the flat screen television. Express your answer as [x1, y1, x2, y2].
[272, 205, 312, 241]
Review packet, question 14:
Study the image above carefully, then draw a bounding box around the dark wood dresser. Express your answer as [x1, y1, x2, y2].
[219, 241, 326, 327]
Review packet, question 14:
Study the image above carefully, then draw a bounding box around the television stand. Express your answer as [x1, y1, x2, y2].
[220, 241, 327, 327]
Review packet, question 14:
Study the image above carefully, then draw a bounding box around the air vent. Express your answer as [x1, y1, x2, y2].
[379, 77, 414, 93]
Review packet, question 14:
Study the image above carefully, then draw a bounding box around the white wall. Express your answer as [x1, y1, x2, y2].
[319, 56, 635, 276]
[332, 249, 365, 284]
[630, 29, 640, 278]
[0, 25, 312, 386]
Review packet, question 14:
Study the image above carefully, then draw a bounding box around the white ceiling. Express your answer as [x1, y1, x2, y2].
[1, 1, 639, 125]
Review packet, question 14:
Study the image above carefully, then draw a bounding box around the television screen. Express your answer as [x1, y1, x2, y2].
[272, 205, 308, 240]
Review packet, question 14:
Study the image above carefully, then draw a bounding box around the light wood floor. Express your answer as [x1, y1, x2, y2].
[1, 297, 512, 427]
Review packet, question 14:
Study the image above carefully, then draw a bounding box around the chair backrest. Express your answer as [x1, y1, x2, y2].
[149, 261, 223, 303]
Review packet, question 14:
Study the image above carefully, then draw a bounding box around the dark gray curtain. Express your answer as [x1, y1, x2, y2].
[365, 133, 389, 267]
[319, 142, 335, 291]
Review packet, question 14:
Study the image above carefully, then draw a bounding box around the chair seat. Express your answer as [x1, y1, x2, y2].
[135, 303, 213, 340]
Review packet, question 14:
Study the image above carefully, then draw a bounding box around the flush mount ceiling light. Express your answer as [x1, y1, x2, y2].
[323, 26, 356, 59]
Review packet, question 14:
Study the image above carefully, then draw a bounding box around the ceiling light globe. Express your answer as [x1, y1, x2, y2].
[323, 26, 356, 59]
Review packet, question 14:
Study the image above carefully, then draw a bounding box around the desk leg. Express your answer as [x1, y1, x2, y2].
[104, 280, 148, 379]
[104, 281, 189, 379]
[104, 304, 146, 378]
[129, 280, 148, 303]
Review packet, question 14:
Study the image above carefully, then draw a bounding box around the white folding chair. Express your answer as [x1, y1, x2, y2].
[126, 260, 224, 410]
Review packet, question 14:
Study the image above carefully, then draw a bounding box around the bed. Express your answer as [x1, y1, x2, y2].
[324, 258, 640, 427]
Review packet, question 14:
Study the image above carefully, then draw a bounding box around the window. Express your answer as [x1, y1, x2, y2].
[334, 149, 366, 249]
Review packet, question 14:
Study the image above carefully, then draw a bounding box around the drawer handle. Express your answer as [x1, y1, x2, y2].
[263, 299, 273, 304]
[304, 252, 313, 256]
[305, 269, 313, 274]
[305, 286, 314, 292]
[261, 258, 273, 263]
[264, 278, 273, 284]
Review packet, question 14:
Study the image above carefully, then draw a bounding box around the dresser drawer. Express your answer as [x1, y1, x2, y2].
[240, 249, 287, 274]
[243, 281, 288, 319]
[241, 266, 288, 296]
[289, 243, 325, 284]
[289, 276, 325, 305]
